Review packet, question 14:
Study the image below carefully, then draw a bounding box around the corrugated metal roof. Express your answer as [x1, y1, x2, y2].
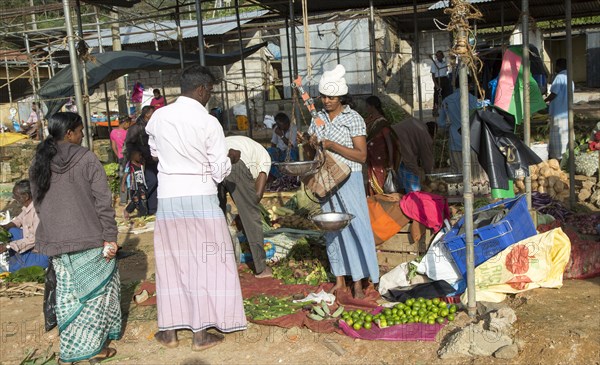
[50, 10, 268, 50]
[428, 0, 493, 10]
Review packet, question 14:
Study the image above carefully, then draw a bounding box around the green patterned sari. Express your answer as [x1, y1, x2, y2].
[54, 247, 122, 363]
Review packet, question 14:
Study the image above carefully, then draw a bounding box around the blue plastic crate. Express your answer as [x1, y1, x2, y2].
[442, 195, 536, 278]
[239, 238, 276, 263]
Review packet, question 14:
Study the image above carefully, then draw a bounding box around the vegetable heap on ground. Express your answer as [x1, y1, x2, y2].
[0, 227, 11, 243]
[271, 236, 331, 286]
[340, 298, 457, 331]
[243, 295, 306, 321]
[514, 159, 570, 201]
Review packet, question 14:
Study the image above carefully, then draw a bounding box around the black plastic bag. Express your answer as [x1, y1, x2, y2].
[43, 260, 57, 332]
[382, 280, 455, 302]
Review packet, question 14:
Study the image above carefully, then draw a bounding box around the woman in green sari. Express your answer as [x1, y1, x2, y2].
[30, 112, 121, 364]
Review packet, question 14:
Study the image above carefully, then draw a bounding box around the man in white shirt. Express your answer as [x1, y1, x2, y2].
[431, 50, 453, 117]
[219, 135, 272, 277]
[146, 65, 246, 351]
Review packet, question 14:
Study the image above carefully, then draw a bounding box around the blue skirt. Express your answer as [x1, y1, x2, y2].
[322, 172, 380, 283]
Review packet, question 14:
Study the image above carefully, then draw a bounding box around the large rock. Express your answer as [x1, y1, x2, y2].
[438, 322, 513, 358]
[487, 307, 517, 336]
[494, 344, 519, 359]
[476, 301, 509, 316]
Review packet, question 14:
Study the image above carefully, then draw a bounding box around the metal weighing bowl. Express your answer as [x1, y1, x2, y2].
[426, 172, 463, 184]
[273, 160, 321, 177]
[311, 212, 355, 231]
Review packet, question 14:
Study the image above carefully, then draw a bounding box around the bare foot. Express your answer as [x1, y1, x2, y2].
[329, 276, 347, 294]
[353, 281, 365, 299]
[192, 331, 224, 351]
[255, 266, 273, 278]
[154, 330, 178, 348]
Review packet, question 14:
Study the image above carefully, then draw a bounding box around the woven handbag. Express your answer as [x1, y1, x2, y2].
[302, 149, 351, 199]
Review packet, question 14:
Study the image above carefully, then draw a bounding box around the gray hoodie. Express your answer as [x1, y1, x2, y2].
[31, 142, 118, 256]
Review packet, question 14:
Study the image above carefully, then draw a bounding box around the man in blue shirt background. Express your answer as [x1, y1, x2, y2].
[545, 58, 572, 160]
[437, 78, 478, 172]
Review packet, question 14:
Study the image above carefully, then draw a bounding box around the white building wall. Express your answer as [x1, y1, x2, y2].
[414, 30, 452, 116]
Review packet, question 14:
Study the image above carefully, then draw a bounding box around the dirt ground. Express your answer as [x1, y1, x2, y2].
[0, 229, 599, 365]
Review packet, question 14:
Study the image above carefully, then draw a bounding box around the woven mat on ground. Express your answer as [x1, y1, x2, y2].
[239, 271, 380, 333]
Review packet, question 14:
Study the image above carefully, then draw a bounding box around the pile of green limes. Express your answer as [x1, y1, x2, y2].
[340, 297, 458, 330]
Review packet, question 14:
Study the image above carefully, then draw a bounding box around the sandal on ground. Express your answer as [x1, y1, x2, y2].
[88, 347, 117, 365]
[57, 348, 116, 365]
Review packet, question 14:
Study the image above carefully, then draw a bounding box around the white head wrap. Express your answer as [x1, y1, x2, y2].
[318, 64, 348, 96]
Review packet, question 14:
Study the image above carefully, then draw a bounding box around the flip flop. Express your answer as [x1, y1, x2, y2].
[132, 290, 157, 306]
[88, 347, 117, 364]
[133, 281, 156, 296]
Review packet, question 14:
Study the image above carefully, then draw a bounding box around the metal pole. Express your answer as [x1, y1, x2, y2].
[500, 2, 505, 48]
[29, 0, 37, 31]
[368, 0, 377, 95]
[566, 0, 575, 206]
[154, 31, 166, 98]
[75, 0, 93, 149]
[23, 33, 37, 99]
[289, 0, 298, 78]
[413, 0, 423, 122]
[284, 17, 293, 84]
[110, 10, 128, 115]
[63, 0, 87, 147]
[222, 39, 232, 131]
[221, 37, 231, 131]
[195, 0, 206, 66]
[334, 22, 341, 64]
[458, 39, 476, 317]
[96, 7, 112, 135]
[235, 0, 253, 138]
[47, 40, 55, 77]
[175, 1, 185, 70]
[522, 0, 532, 210]
[4, 57, 12, 106]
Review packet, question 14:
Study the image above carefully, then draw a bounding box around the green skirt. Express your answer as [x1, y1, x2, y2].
[54, 247, 122, 363]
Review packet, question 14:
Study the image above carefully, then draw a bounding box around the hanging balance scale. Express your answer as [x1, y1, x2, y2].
[272, 75, 354, 232]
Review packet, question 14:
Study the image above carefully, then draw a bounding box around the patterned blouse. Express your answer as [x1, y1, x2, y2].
[308, 105, 366, 172]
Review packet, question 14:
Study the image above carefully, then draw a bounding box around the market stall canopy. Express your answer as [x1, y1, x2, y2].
[38, 44, 266, 117]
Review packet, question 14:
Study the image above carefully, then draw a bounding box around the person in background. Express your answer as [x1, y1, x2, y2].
[0, 180, 48, 272]
[22, 102, 42, 139]
[437, 77, 478, 173]
[437, 78, 488, 185]
[150, 89, 167, 110]
[392, 117, 434, 192]
[219, 135, 272, 278]
[125, 105, 157, 214]
[302, 64, 379, 299]
[267, 112, 298, 179]
[545, 58, 573, 160]
[431, 50, 452, 117]
[121, 149, 148, 219]
[110, 116, 131, 204]
[29, 112, 120, 364]
[364, 95, 399, 196]
[146, 65, 246, 351]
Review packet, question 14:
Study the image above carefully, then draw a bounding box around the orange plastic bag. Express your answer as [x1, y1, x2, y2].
[367, 195, 404, 245]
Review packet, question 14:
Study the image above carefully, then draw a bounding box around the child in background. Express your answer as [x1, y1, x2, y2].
[121, 149, 148, 219]
[150, 89, 166, 110]
[110, 116, 131, 204]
